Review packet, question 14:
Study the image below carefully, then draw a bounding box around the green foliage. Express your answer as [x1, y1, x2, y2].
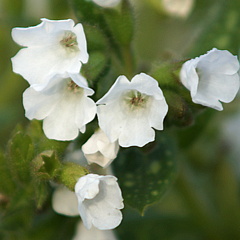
[103, 0, 134, 46]
[113, 132, 177, 214]
[58, 162, 89, 191]
[0, 122, 85, 238]
[7, 131, 34, 183]
[82, 51, 110, 86]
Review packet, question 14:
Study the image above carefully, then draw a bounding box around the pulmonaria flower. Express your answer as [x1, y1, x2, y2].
[92, 0, 121, 8]
[97, 73, 168, 147]
[180, 48, 240, 111]
[12, 18, 88, 90]
[52, 186, 79, 216]
[161, 0, 194, 18]
[75, 174, 124, 230]
[23, 73, 96, 141]
[82, 129, 119, 168]
[73, 222, 118, 240]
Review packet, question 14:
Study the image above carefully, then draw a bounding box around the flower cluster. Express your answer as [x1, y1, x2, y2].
[11, 15, 240, 233]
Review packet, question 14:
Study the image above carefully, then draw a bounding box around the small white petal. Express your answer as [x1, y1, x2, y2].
[73, 23, 89, 64]
[23, 87, 58, 120]
[43, 94, 80, 140]
[52, 186, 79, 216]
[75, 97, 97, 134]
[92, 0, 121, 8]
[118, 110, 155, 147]
[148, 98, 168, 130]
[75, 175, 100, 201]
[12, 19, 75, 47]
[131, 73, 165, 100]
[73, 221, 117, 240]
[96, 75, 130, 105]
[97, 101, 126, 143]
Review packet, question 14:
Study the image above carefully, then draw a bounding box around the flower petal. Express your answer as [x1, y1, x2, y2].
[199, 48, 240, 75]
[43, 93, 80, 140]
[148, 98, 168, 130]
[118, 110, 155, 147]
[131, 73, 165, 100]
[73, 221, 117, 240]
[23, 87, 59, 120]
[75, 97, 96, 133]
[52, 186, 79, 216]
[73, 23, 89, 64]
[12, 45, 81, 90]
[97, 101, 126, 143]
[97, 76, 130, 105]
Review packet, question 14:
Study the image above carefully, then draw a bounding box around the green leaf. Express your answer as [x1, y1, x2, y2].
[117, 213, 202, 240]
[103, 0, 134, 46]
[7, 131, 34, 184]
[0, 150, 15, 196]
[82, 51, 110, 86]
[113, 132, 177, 214]
[189, 0, 240, 56]
[69, 0, 104, 25]
[58, 162, 89, 191]
[26, 120, 68, 157]
[84, 25, 109, 52]
[33, 181, 49, 210]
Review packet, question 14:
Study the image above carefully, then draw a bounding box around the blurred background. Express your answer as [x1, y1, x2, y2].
[1, 0, 240, 239]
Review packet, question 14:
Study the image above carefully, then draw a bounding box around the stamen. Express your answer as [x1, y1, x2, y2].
[67, 80, 82, 93]
[124, 90, 149, 109]
[60, 31, 79, 52]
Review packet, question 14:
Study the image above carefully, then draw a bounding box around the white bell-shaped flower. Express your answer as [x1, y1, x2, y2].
[82, 129, 119, 168]
[52, 186, 79, 216]
[75, 174, 124, 230]
[92, 0, 121, 8]
[96, 73, 168, 147]
[73, 221, 118, 240]
[23, 73, 96, 141]
[162, 0, 194, 18]
[180, 48, 240, 110]
[12, 18, 88, 90]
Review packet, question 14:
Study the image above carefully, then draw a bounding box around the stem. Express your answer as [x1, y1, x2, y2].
[122, 44, 135, 78]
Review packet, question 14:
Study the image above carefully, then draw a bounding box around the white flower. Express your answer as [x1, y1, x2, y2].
[73, 222, 118, 240]
[75, 174, 124, 230]
[162, 0, 194, 18]
[96, 73, 168, 147]
[180, 48, 240, 111]
[23, 73, 96, 141]
[11, 18, 88, 90]
[82, 129, 119, 168]
[52, 186, 79, 216]
[92, 0, 121, 8]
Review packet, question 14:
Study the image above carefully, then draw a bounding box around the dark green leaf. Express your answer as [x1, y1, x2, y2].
[103, 0, 134, 46]
[7, 131, 34, 184]
[113, 132, 177, 214]
[82, 51, 110, 85]
[26, 120, 68, 157]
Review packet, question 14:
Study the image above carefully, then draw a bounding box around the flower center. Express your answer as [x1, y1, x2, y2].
[67, 80, 83, 94]
[124, 90, 149, 110]
[60, 31, 79, 52]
